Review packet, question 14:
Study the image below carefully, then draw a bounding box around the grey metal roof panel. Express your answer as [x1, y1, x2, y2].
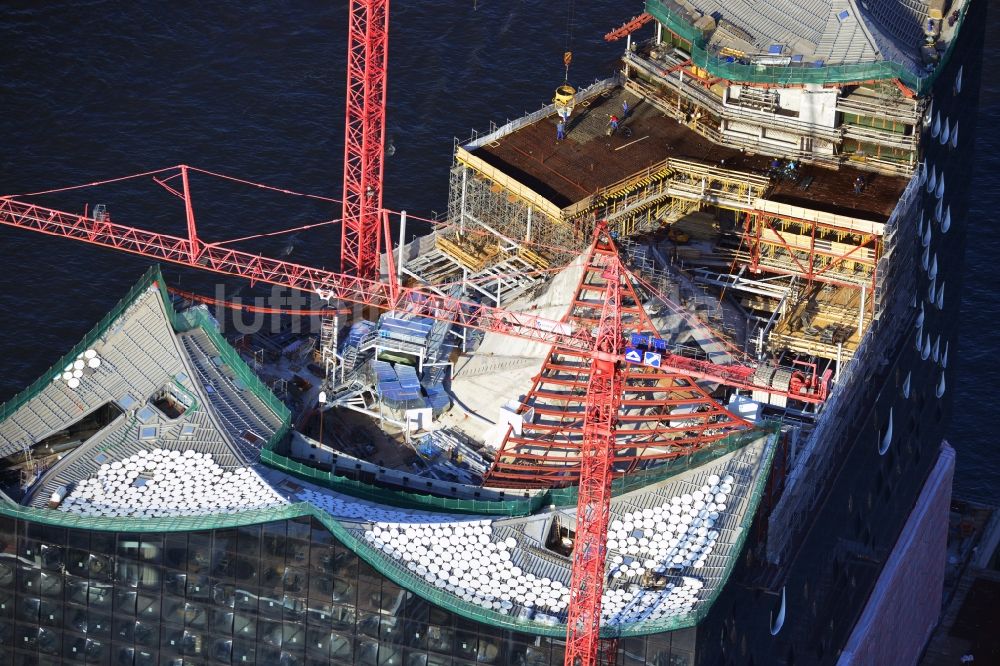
[675, 0, 932, 69]
[1, 276, 288, 514]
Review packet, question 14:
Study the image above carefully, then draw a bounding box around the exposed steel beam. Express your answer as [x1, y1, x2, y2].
[0, 196, 828, 404]
[604, 12, 653, 42]
[0, 197, 594, 352]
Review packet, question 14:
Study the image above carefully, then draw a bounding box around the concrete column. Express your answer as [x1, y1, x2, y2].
[397, 210, 407, 282]
[460, 168, 468, 234]
[858, 284, 866, 340]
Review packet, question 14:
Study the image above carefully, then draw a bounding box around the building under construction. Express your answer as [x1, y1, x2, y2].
[0, 0, 987, 664]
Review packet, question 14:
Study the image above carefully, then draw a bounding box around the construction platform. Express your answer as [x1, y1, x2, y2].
[470, 86, 908, 222]
[770, 284, 871, 363]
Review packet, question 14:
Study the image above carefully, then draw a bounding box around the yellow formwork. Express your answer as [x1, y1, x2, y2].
[436, 234, 500, 273]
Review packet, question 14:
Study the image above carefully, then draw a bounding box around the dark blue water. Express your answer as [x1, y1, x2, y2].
[1, 2, 997, 503]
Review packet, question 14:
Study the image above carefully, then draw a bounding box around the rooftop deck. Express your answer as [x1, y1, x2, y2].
[470, 87, 908, 222]
[768, 163, 909, 220]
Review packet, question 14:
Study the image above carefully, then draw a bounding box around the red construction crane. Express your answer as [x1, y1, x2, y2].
[341, 0, 389, 279]
[0, 191, 830, 404]
[604, 12, 653, 41]
[565, 228, 625, 666]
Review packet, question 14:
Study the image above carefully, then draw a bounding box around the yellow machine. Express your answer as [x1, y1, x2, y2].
[553, 83, 576, 120]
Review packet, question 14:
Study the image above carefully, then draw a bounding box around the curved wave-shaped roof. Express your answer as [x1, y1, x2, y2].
[0, 266, 778, 636]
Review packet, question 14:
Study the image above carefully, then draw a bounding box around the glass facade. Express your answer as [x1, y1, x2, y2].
[0, 514, 695, 666]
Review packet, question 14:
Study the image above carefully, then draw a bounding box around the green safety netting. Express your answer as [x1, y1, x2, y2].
[0, 264, 769, 517]
[260, 449, 541, 516]
[645, 0, 967, 96]
[0, 266, 164, 426]
[161, 281, 292, 449]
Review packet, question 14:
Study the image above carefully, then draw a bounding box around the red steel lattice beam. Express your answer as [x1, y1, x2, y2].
[0, 194, 831, 666]
[742, 209, 881, 289]
[0, 197, 596, 352]
[0, 195, 829, 408]
[564, 226, 625, 666]
[604, 12, 653, 42]
[485, 238, 752, 489]
[341, 0, 389, 279]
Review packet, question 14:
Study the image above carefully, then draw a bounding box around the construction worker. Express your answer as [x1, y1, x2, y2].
[557, 119, 566, 141]
[609, 114, 620, 133]
[622, 98, 630, 118]
[853, 175, 865, 194]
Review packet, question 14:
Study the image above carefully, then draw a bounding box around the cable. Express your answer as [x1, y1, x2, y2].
[210, 218, 344, 247]
[8, 166, 181, 198]
[624, 266, 747, 360]
[167, 286, 350, 316]
[186, 166, 342, 203]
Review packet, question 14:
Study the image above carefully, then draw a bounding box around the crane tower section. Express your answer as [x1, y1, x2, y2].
[564, 227, 626, 666]
[341, 0, 389, 279]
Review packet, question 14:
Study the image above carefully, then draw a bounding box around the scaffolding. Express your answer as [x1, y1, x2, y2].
[447, 160, 586, 261]
[623, 39, 922, 176]
[484, 236, 752, 489]
[568, 156, 770, 226]
[447, 150, 770, 269]
[769, 283, 873, 363]
[765, 164, 924, 564]
[742, 208, 883, 290]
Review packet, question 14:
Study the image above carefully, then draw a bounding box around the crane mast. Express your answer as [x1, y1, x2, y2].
[565, 227, 626, 666]
[0, 186, 828, 666]
[341, 0, 389, 279]
[0, 191, 829, 664]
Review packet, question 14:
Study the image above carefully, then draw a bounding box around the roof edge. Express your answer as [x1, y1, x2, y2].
[0, 265, 165, 429]
[0, 264, 291, 454]
[261, 424, 778, 517]
[0, 431, 779, 637]
[645, 0, 970, 95]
